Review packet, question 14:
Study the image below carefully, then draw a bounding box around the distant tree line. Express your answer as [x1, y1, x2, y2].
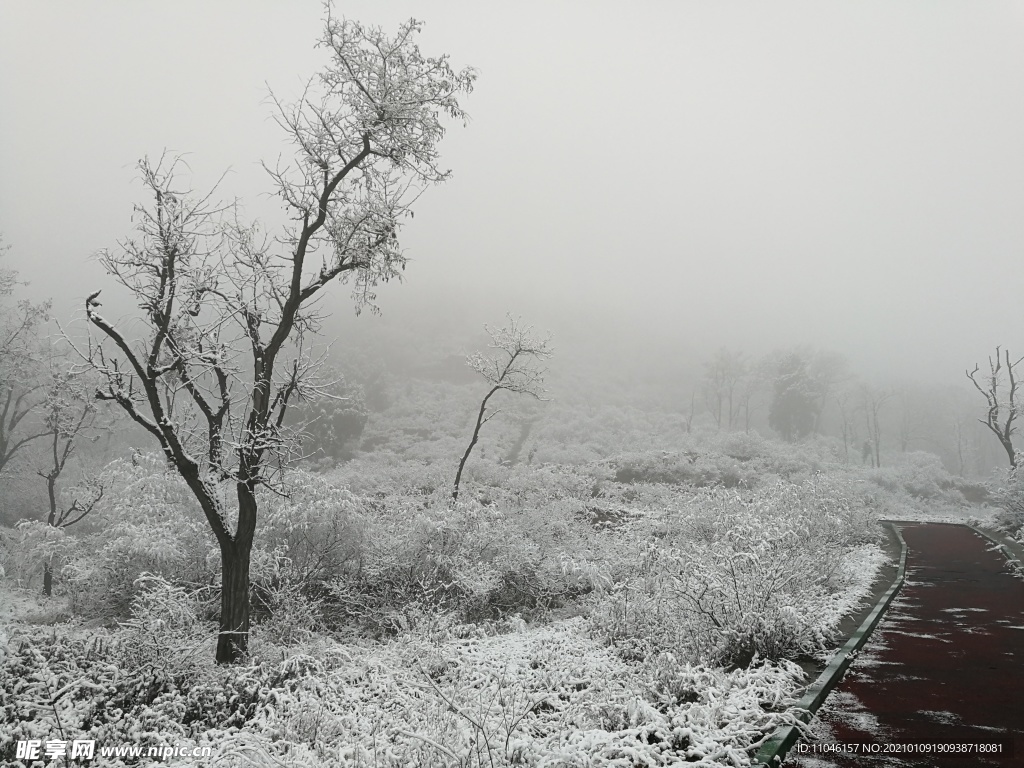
[695, 343, 1004, 474]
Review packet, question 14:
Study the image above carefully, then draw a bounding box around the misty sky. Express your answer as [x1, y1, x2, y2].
[2, 1, 1023, 385]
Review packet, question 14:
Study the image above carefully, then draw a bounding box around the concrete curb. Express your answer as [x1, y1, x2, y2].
[752, 521, 908, 767]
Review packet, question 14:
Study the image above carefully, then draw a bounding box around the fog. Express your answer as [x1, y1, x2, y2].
[3, 0, 1024, 388]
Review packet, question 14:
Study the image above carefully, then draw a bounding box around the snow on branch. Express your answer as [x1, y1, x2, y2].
[453, 316, 553, 500]
[466, 315, 553, 400]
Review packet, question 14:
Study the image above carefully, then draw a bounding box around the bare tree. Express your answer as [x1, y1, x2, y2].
[895, 388, 916, 453]
[453, 317, 552, 501]
[0, 238, 52, 478]
[859, 384, 892, 468]
[807, 350, 849, 434]
[683, 390, 697, 433]
[952, 412, 970, 477]
[738, 357, 767, 432]
[36, 361, 104, 596]
[834, 386, 861, 463]
[966, 346, 1022, 468]
[80, 16, 474, 663]
[701, 348, 746, 431]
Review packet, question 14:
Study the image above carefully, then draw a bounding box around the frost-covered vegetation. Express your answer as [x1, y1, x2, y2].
[2, 362, 981, 767]
[0, 1, 1013, 763]
[990, 470, 1024, 544]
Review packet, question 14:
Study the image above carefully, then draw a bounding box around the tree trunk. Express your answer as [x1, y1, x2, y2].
[453, 387, 497, 501]
[215, 484, 257, 663]
[452, 433, 479, 502]
[1000, 437, 1016, 469]
[216, 539, 252, 663]
[955, 422, 966, 476]
[43, 474, 57, 597]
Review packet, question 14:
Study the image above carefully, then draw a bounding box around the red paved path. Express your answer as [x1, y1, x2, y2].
[785, 523, 1024, 767]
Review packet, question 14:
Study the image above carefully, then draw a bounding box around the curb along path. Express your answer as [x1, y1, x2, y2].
[783, 523, 1024, 767]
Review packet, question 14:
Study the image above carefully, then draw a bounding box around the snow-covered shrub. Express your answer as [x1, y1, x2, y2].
[608, 435, 834, 491]
[591, 477, 883, 668]
[58, 456, 214, 619]
[325, 450, 452, 497]
[0, 524, 12, 578]
[256, 471, 368, 586]
[528, 398, 694, 466]
[113, 574, 216, 689]
[865, 451, 965, 503]
[1, 603, 799, 767]
[8, 518, 77, 588]
[307, 465, 610, 636]
[257, 619, 804, 767]
[992, 469, 1024, 541]
[38, 458, 368, 636]
[737, 433, 836, 481]
[250, 578, 326, 649]
[613, 450, 757, 489]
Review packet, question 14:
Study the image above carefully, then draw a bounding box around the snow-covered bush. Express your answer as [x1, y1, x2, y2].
[591, 476, 883, 668]
[113, 574, 217, 688]
[250, 579, 326, 649]
[609, 434, 835, 492]
[8, 518, 76, 587]
[256, 472, 368, 586]
[325, 486, 599, 634]
[613, 450, 756, 489]
[57, 456, 215, 619]
[865, 451, 965, 502]
[1, 611, 805, 768]
[325, 448, 452, 497]
[25, 458, 362, 623]
[991, 469, 1024, 541]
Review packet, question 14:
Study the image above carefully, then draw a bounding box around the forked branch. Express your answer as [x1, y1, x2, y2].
[966, 346, 1022, 468]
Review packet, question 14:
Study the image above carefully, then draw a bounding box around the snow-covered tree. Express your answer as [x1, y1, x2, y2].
[767, 351, 818, 442]
[80, 14, 474, 663]
[36, 359, 104, 596]
[0, 235, 51, 479]
[453, 317, 552, 501]
[701, 348, 747, 431]
[767, 347, 848, 442]
[859, 383, 892, 468]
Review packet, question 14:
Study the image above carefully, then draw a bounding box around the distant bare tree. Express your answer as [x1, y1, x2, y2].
[966, 346, 1022, 468]
[701, 348, 746, 430]
[834, 386, 861, 463]
[952, 412, 971, 477]
[79, 15, 474, 663]
[683, 390, 697, 433]
[768, 350, 817, 442]
[896, 387, 925, 453]
[738, 357, 767, 432]
[807, 350, 849, 434]
[453, 317, 552, 501]
[36, 361, 104, 596]
[859, 384, 892, 468]
[0, 237, 51, 478]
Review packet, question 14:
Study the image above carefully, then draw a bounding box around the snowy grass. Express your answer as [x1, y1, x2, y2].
[1, 435, 937, 767]
[2, 603, 807, 767]
[589, 477, 884, 668]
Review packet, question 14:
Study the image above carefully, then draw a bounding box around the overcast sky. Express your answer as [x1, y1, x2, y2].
[2, 1, 1023, 384]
